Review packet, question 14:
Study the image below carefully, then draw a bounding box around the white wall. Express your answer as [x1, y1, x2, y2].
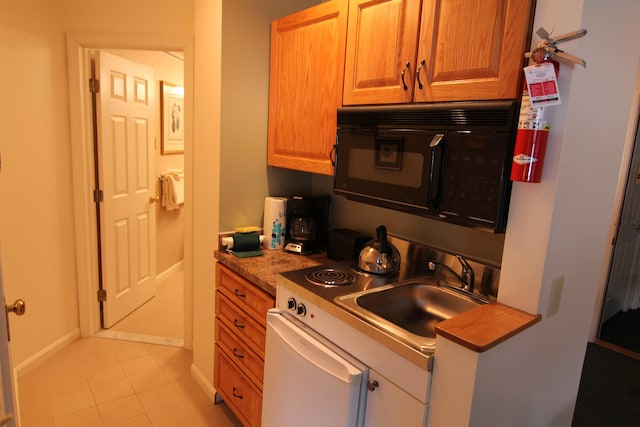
[0, 0, 194, 367]
[190, 0, 221, 394]
[0, 0, 78, 365]
[218, 0, 319, 232]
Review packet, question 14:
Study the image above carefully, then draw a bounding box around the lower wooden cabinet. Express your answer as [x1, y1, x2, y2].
[215, 345, 263, 427]
[214, 263, 275, 427]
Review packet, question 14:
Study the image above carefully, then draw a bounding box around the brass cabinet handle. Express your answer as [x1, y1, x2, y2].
[234, 289, 246, 298]
[233, 319, 245, 329]
[232, 348, 245, 359]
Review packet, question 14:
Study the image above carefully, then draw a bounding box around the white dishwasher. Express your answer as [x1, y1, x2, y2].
[262, 309, 369, 427]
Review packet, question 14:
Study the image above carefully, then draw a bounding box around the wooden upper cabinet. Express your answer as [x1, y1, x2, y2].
[415, 0, 534, 102]
[267, 1, 348, 176]
[343, 0, 422, 105]
[343, 0, 534, 105]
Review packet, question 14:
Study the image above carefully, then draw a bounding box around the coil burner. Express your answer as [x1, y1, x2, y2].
[305, 268, 355, 287]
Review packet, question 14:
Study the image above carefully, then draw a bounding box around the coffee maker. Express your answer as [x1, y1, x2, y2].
[284, 195, 330, 255]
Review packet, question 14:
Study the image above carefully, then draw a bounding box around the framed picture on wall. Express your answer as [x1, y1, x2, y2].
[160, 81, 184, 154]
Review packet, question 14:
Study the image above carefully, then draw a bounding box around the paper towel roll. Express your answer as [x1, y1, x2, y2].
[263, 197, 287, 250]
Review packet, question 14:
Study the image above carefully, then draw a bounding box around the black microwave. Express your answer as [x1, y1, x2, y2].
[333, 101, 519, 233]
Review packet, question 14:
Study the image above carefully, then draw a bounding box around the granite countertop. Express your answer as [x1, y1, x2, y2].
[214, 249, 332, 296]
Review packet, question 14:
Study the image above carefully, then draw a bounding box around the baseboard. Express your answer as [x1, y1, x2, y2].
[594, 339, 640, 361]
[157, 260, 184, 283]
[95, 329, 184, 348]
[190, 362, 216, 401]
[14, 328, 80, 376]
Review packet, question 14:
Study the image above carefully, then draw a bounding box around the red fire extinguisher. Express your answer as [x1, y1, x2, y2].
[510, 59, 560, 183]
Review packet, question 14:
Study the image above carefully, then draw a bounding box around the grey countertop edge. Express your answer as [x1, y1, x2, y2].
[213, 249, 331, 297]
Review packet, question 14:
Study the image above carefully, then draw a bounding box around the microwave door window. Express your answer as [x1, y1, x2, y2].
[347, 147, 423, 188]
[334, 130, 439, 213]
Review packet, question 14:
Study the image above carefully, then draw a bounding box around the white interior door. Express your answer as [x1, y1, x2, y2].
[96, 51, 157, 328]
[0, 242, 18, 427]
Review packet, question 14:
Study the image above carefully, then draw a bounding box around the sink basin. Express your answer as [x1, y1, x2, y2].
[334, 280, 486, 354]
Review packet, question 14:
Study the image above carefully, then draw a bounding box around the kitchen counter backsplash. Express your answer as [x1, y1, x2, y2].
[214, 249, 330, 296]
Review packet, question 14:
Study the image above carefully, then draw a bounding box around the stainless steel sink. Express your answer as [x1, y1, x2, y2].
[334, 280, 486, 354]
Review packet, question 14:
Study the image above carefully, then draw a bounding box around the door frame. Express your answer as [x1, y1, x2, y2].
[591, 65, 640, 339]
[66, 33, 194, 348]
[0, 240, 18, 427]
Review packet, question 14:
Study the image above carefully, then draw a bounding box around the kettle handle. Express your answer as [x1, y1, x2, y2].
[376, 226, 389, 254]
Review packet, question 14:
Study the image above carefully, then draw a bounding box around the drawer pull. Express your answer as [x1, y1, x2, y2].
[233, 319, 245, 329]
[232, 387, 244, 399]
[401, 61, 410, 91]
[234, 289, 246, 298]
[233, 348, 245, 359]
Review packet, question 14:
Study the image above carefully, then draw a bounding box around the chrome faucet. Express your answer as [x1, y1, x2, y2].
[428, 254, 475, 291]
[455, 255, 475, 292]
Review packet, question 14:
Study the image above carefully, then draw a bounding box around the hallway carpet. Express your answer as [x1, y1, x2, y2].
[600, 309, 640, 354]
[572, 342, 640, 426]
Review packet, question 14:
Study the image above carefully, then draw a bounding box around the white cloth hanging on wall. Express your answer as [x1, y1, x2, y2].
[160, 169, 184, 210]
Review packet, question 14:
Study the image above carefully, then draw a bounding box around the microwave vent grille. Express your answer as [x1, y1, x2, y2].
[337, 101, 518, 130]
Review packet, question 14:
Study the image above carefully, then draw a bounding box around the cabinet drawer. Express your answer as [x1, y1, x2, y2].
[216, 291, 267, 359]
[215, 320, 265, 390]
[215, 345, 262, 427]
[216, 263, 275, 327]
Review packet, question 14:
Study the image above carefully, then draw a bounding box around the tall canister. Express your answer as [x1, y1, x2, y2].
[263, 197, 287, 250]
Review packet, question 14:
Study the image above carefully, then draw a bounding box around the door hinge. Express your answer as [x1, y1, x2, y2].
[97, 289, 107, 302]
[89, 78, 100, 93]
[93, 189, 103, 203]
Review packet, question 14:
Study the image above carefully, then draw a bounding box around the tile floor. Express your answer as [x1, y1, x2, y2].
[17, 270, 243, 426]
[105, 270, 185, 343]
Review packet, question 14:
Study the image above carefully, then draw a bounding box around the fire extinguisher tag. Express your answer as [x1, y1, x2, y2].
[524, 62, 561, 107]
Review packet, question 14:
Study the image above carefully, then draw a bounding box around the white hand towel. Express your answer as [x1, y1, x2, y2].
[160, 169, 184, 210]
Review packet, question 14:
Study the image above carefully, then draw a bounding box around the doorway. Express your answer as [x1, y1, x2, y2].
[90, 49, 186, 347]
[67, 34, 194, 349]
[599, 108, 640, 354]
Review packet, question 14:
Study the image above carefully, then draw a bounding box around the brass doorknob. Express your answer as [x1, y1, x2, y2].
[6, 299, 26, 316]
[149, 195, 160, 204]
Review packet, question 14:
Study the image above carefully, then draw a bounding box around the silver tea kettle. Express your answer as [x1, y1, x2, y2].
[358, 225, 400, 275]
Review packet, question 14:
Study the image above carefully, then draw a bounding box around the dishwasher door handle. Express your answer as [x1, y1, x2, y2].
[266, 311, 363, 383]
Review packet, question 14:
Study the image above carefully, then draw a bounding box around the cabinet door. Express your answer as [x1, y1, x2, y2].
[267, 1, 348, 176]
[364, 371, 427, 427]
[343, 0, 422, 105]
[214, 346, 262, 427]
[414, 0, 534, 102]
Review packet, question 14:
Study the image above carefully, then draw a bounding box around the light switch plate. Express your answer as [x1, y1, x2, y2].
[547, 275, 564, 317]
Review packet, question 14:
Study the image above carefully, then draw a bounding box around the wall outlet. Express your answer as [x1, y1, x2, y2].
[547, 275, 564, 317]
